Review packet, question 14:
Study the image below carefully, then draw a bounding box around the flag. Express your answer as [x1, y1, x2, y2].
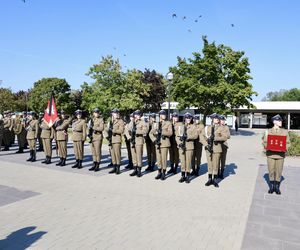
[43, 94, 58, 127]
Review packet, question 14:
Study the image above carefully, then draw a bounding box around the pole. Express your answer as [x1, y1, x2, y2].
[168, 79, 171, 120]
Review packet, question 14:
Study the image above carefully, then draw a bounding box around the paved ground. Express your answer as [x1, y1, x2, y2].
[0, 129, 299, 250]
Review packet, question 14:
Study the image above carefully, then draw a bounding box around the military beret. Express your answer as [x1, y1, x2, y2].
[93, 108, 100, 113]
[134, 110, 142, 116]
[111, 108, 120, 114]
[184, 112, 193, 119]
[209, 113, 220, 119]
[171, 112, 178, 118]
[159, 110, 167, 115]
[194, 114, 200, 120]
[219, 115, 226, 121]
[149, 113, 156, 118]
[22, 111, 27, 115]
[75, 109, 82, 115]
[29, 111, 36, 116]
[271, 114, 283, 122]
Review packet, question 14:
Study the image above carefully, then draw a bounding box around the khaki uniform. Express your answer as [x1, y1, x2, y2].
[37, 118, 43, 151]
[9, 117, 15, 146]
[149, 120, 172, 170]
[13, 117, 27, 151]
[72, 119, 86, 160]
[26, 119, 39, 150]
[169, 121, 180, 167]
[0, 120, 4, 150]
[90, 117, 105, 163]
[125, 119, 148, 167]
[262, 127, 291, 182]
[55, 117, 72, 158]
[40, 120, 54, 158]
[200, 125, 227, 176]
[219, 125, 230, 177]
[192, 123, 205, 169]
[145, 121, 156, 168]
[3, 117, 12, 149]
[124, 121, 133, 167]
[175, 123, 198, 172]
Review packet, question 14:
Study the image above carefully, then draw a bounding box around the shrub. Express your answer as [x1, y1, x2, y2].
[287, 131, 300, 156]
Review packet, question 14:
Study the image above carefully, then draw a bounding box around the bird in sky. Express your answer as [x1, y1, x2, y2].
[172, 13, 177, 18]
[231, 24, 235, 27]
[188, 29, 192, 33]
[194, 19, 198, 23]
[182, 16, 187, 20]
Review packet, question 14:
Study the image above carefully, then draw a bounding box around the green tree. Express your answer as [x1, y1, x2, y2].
[263, 88, 300, 101]
[170, 36, 256, 122]
[28, 78, 72, 113]
[13, 90, 30, 112]
[0, 88, 15, 113]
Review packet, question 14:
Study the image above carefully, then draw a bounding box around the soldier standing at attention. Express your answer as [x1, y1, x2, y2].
[9, 112, 15, 147]
[40, 113, 55, 164]
[176, 113, 198, 183]
[218, 115, 231, 179]
[37, 112, 44, 152]
[0, 115, 4, 151]
[191, 115, 204, 176]
[22, 111, 28, 149]
[127, 110, 148, 177]
[71, 110, 87, 169]
[54, 111, 72, 167]
[3, 111, 12, 151]
[13, 112, 27, 153]
[262, 115, 290, 195]
[107, 109, 124, 175]
[88, 108, 104, 172]
[200, 113, 227, 188]
[168, 112, 180, 175]
[145, 113, 156, 172]
[124, 113, 134, 170]
[150, 110, 172, 181]
[26, 111, 39, 162]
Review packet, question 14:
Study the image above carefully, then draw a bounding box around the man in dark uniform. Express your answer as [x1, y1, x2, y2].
[145, 113, 156, 172]
[168, 112, 180, 174]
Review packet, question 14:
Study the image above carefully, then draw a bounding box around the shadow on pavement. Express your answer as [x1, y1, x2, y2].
[263, 173, 285, 189]
[0, 226, 47, 250]
[230, 129, 256, 136]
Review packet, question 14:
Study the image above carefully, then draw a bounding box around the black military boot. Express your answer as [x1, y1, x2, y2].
[161, 169, 166, 181]
[155, 169, 162, 180]
[60, 158, 66, 167]
[275, 181, 281, 195]
[268, 181, 275, 194]
[115, 165, 120, 175]
[205, 174, 213, 186]
[195, 166, 200, 176]
[179, 172, 186, 183]
[46, 156, 52, 164]
[109, 165, 116, 174]
[145, 162, 152, 172]
[167, 164, 174, 174]
[191, 166, 196, 176]
[56, 158, 63, 166]
[130, 166, 138, 176]
[89, 162, 97, 171]
[173, 164, 178, 174]
[26, 150, 33, 161]
[72, 160, 79, 168]
[212, 175, 219, 188]
[94, 162, 100, 172]
[3, 146, 9, 151]
[108, 161, 113, 167]
[77, 160, 83, 169]
[137, 167, 142, 178]
[219, 167, 224, 179]
[42, 157, 48, 164]
[31, 151, 36, 162]
[185, 173, 191, 183]
[16, 147, 24, 154]
[125, 161, 133, 169]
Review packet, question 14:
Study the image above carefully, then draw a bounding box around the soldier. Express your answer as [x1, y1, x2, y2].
[13, 112, 27, 153]
[0, 115, 4, 151]
[168, 112, 180, 174]
[127, 110, 148, 177]
[149, 110, 172, 181]
[262, 115, 291, 195]
[124, 113, 134, 170]
[200, 113, 227, 188]
[54, 111, 72, 166]
[40, 114, 55, 164]
[88, 108, 105, 172]
[22, 111, 28, 149]
[26, 111, 39, 162]
[218, 115, 231, 179]
[2, 111, 12, 151]
[106, 109, 124, 175]
[9, 112, 15, 147]
[37, 112, 44, 152]
[145, 113, 156, 172]
[176, 113, 198, 183]
[71, 110, 87, 169]
[191, 114, 205, 176]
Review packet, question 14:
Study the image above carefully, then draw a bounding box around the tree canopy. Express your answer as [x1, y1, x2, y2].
[263, 88, 300, 101]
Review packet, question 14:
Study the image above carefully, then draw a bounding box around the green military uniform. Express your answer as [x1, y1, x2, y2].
[106, 109, 125, 175]
[88, 109, 105, 172]
[0, 118, 4, 151]
[3, 112, 12, 151]
[145, 114, 156, 172]
[262, 114, 291, 195]
[126, 110, 148, 177]
[149, 110, 173, 181]
[124, 116, 134, 170]
[72, 110, 87, 169]
[218, 116, 231, 179]
[13, 114, 27, 153]
[37, 114, 44, 152]
[9, 114, 15, 146]
[55, 116, 72, 166]
[200, 114, 227, 187]
[26, 113, 39, 162]
[40, 120, 54, 164]
[176, 114, 198, 183]
[191, 116, 204, 176]
[168, 113, 180, 174]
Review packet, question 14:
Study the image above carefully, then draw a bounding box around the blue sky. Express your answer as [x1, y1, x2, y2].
[1, 0, 300, 101]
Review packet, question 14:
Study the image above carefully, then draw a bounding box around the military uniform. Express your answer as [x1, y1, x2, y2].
[9, 114, 15, 146]
[262, 114, 291, 195]
[168, 113, 180, 174]
[3, 112, 12, 151]
[72, 111, 87, 169]
[145, 114, 156, 172]
[218, 117, 231, 179]
[40, 120, 54, 164]
[106, 109, 124, 174]
[124, 115, 134, 170]
[55, 116, 72, 166]
[26, 113, 39, 162]
[200, 114, 227, 187]
[88, 110, 105, 172]
[149, 110, 172, 180]
[0, 118, 4, 151]
[13, 114, 27, 153]
[37, 114, 44, 152]
[191, 116, 204, 176]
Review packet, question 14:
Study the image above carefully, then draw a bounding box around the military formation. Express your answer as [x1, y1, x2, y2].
[0, 108, 233, 188]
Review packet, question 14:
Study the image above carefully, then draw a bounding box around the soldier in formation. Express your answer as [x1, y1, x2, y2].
[26, 111, 39, 162]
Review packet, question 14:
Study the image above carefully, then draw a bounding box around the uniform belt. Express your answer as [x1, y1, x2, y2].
[136, 134, 143, 137]
[74, 130, 82, 132]
[93, 131, 102, 135]
[42, 128, 50, 131]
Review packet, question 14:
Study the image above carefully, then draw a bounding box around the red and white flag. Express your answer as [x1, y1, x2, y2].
[43, 94, 58, 127]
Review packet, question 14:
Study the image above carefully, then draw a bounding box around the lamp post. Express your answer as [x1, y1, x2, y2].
[166, 72, 173, 120]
